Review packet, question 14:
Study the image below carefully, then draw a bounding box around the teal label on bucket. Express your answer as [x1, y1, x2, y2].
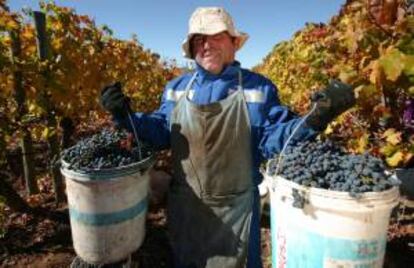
[271, 220, 386, 268]
[69, 197, 148, 226]
[270, 205, 386, 267]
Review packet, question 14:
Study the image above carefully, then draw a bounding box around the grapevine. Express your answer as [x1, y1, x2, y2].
[255, 0, 414, 168]
[0, 1, 181, 152]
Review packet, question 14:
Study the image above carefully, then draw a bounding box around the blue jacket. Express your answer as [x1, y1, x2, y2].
[119, 61, 317, 186]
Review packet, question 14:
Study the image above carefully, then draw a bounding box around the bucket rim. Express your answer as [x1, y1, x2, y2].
[267, 174, 400, 202]
[60, 153, 155, 181]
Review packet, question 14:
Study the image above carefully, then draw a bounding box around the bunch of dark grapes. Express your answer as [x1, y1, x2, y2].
[61, 129, 151, 171]
[268, 139, 400, 200]
[403, 98, 414, 132]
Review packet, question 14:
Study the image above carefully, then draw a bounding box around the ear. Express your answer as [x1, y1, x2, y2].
[232, 37, 241, 49]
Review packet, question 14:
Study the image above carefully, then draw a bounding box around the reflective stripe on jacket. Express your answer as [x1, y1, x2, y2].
[118, 61, 317, 186]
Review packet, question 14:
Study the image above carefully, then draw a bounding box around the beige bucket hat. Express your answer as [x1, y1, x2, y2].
[182, 7, 249, 59]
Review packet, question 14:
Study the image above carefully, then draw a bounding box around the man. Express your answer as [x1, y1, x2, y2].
[100, 7, 355, 268]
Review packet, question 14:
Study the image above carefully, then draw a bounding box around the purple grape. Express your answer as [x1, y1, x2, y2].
[403, 98, 414, 130]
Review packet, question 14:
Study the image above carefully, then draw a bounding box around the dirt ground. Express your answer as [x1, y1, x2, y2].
[1, 201, 413, 268]
[0, 167, 413, 268]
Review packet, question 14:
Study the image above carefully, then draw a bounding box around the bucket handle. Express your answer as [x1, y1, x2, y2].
[266, 102, 319, 190]
[126, 110, 142, 160]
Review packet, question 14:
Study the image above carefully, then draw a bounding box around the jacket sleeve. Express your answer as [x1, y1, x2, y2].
[114, 87, 172, 150]
[259, 83, 318, 159]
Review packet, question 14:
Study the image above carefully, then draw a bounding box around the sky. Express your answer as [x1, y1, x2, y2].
[8, 0, 346, 69]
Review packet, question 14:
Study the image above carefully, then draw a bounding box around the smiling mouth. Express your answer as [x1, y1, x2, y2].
[204, 53, 217, 59]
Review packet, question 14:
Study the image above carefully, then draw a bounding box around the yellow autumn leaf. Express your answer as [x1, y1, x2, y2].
[403, 55, 414, 76]
[21, 28, 35, 40]
[324, 124, 334, 135]
[386, 151, 404, 167]
[379, 143, 397, 157]
[53, 21, 63, 31]
[381, 128, 402, 146]
[379, 47, 405, 82]
[28, 103, 37, 113]
[409, 86, 414, 96]
[356, 133, 369, 153]
[339, 68, 358, 84]
[386, 132, 402, 146]
[41, 127, 49, 140]
[5, 18, 19, 31]
[368, 60, 382, 85]
[51, 38, 63, 50]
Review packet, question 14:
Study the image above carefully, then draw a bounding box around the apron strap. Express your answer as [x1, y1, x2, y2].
[237, 70, 243, 92]
[185, 69, 244, 101]
[237, 69, 248, 104]
[184, 72, 198, 100]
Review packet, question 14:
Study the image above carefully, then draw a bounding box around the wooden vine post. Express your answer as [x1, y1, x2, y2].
[0, 172, 30, 212]
[9, 22, 38, 195]
[33, 11, 65, 203]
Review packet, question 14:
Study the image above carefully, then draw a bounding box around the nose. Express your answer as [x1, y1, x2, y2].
[202, 37, 214, 49]
[203, 40, 211, 49]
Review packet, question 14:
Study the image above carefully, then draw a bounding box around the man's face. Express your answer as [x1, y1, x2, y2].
[191, 31, 237, 75]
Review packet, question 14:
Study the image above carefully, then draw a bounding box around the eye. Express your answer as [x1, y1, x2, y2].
[192, 35, 205, 46]
[212, 33, 226, 41]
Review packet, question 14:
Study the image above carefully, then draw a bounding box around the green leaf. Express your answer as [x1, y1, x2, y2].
[407, 16, 414, 34]
[396, 35, 414, 55]
[41, 127, 50, 140]
[382, 128, 402, 146]
[379, 48, 405, 81]
[339, 67, 358, 84]
[386, 151, 404, 167]
[403, 55, 414, 76]
[354, 84, 380, 107]
[356, 133, 369, 153]
[408, 86, 414, 96]
[379, 143, 398, 157]
[297, 47, 310, 60]
[408, 75, 414, 84]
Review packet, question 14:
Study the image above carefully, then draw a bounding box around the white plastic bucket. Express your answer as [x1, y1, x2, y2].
[61, 156, 154, 264]
[266, 174, 400, 268]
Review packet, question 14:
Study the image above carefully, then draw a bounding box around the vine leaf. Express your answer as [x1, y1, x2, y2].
[379, 47, 405, 81]
[409, 86, 414, 96]
[386, 151, 404, 167]
[368, 60, 383, 85]
[404, 55, 414, 76]
[381, 128, 402, 146]
[380, 143, 398, 157]
[356, 133, 369, 153]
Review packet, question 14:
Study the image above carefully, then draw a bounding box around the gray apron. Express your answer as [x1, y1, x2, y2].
[168, 71, 254, 268]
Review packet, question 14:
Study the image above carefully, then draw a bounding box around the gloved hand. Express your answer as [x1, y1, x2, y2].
[305, 80, 356, 131]
[100, 82, 131, 118]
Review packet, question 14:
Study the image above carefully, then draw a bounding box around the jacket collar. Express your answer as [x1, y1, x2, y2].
[195, 61, 241, 83]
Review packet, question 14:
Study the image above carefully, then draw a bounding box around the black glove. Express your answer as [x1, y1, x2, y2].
[100, 82, 131, 118]
[305, 80, 356, 131]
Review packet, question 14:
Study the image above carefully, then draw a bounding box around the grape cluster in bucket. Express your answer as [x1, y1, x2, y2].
[268, 139, 400, 198]
[61, 129, 150, 171]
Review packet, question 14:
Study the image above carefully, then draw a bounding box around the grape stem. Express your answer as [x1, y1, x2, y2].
[127, 110, 142, 160]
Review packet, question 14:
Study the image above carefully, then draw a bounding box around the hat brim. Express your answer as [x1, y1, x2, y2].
[182, 31, 249, 59]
